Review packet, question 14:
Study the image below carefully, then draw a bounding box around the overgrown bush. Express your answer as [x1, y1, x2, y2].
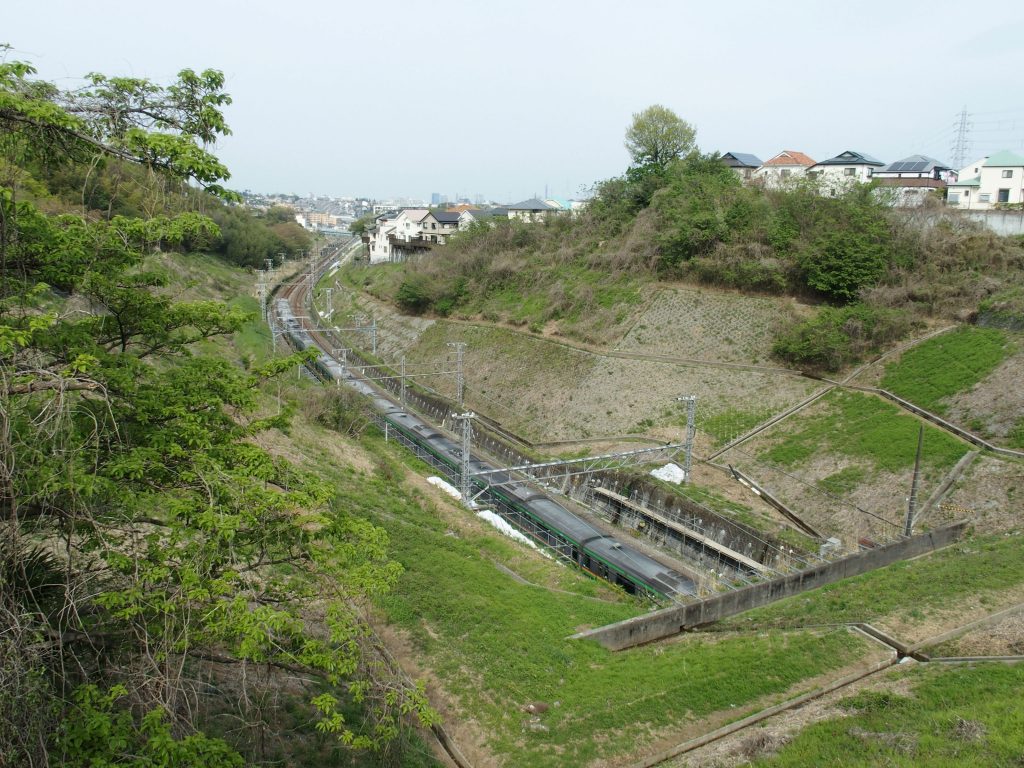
[772, 304, 916, 371]
[686, 242, 790, 293]
[304, 386, 375, 437]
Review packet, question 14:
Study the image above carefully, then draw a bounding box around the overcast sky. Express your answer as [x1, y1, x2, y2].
[7, 1, 1024, 202]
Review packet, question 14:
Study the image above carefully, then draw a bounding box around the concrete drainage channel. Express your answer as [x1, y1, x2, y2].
[626, 602, 1024, 768]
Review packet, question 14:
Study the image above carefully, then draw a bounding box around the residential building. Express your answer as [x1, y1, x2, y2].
[721, 152, 762, 182]
[806, 150, 885, 196]
[507, 198, 555, 221]
[458, 208, 507, 230]
[872, 154, 953, 207]
[947, 151, 1024, 210]
[752, 150, 816, 188]
[421, 210, 461, 243]
[365, 211, 400, 264]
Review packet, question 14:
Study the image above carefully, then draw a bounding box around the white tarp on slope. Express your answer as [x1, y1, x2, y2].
[650, 462, 686, 484]
[427, 476, 462, 500]
[428, 476, 543, 552]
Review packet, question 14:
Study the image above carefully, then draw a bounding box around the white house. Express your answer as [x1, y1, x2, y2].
[807, 150, 885, 196]
[365, 211, 400, 264]
[458, 208, 507, 230]
[391, 209, 429, 242]
[947, 151, 1024, 210]
[872, 154, 953, 207]
[752, 150, 816, 188]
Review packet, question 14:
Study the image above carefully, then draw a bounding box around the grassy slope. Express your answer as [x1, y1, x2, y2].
[753, 664, 1024, 767]
[217, 250, 1023, 766]
[369, 468, 869, 766]
[759, 390, 967, 474]
[163, 252, 444, 768]
[880, 326, 1012, 414]
[723, 534, 1024, 632]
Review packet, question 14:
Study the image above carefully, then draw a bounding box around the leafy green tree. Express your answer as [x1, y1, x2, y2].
[1, 55, 432, 763]
[349, 213, 375, 237]
[624, 104, 696, 169]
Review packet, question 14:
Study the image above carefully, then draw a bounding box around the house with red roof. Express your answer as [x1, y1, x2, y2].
[752, 150, 816, 188]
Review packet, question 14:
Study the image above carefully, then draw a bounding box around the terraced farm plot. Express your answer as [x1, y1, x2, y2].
[615, 287, 807, 365]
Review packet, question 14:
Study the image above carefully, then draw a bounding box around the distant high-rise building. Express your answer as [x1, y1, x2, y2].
[431, 192, 441, 205]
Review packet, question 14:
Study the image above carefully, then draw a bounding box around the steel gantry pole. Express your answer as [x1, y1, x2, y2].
[400, 356, 407, 408]
[678, 395, 698, 483]
[453, 412, 475, 504]
[447, 342, 466, 408]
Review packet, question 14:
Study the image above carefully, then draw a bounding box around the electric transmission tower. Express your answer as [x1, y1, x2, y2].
[950, 107, 971, 170]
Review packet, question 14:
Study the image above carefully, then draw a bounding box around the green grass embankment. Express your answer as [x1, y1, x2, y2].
[365, 454, 870, 766]
[880, 326, 1012, 414]
[753, 664, 1024, 767]
[724, 534, 1024, 631]
[760, 390, 967, 473]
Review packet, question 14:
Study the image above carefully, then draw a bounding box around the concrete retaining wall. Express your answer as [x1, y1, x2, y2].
[572, 521, 969, 650]
[581, 470, 791, 568]
[963, 209, 1024, 236]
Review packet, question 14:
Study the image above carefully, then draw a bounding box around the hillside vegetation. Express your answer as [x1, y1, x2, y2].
[354, 153, 1024, 372]
[1, 58, 434, 767]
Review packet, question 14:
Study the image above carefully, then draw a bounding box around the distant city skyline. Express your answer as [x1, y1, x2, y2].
[7, 0, 1024, 200]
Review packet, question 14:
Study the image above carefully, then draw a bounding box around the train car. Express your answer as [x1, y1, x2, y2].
[273, 297, 695, 600]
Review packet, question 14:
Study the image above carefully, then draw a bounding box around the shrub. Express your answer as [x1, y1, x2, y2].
[304, 386, 374, 437]
[395, 273, 434, 313]
[773, 304, 916, 371]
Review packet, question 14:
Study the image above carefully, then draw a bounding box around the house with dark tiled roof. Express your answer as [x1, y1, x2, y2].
[753, 150, 816, 188]
[421, 210, 462, 243]
[807, 150, 885, 196]
[508, 198, 555, 221]
[872, 155, 953, 207]
[721, 152, 762, 182]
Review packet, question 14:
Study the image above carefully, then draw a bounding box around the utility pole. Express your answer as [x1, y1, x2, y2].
[904, 425, 924, 537]
[325, 287, 333, 318]
[447, 342, 466, 408]
[371, 317, 378, 356]
[677, 395, 698, 483]
[453, 411, 475, 504]
[257, 269, 267, 321]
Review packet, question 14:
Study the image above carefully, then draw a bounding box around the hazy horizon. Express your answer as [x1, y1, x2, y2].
[7, 0, 1024, 200]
